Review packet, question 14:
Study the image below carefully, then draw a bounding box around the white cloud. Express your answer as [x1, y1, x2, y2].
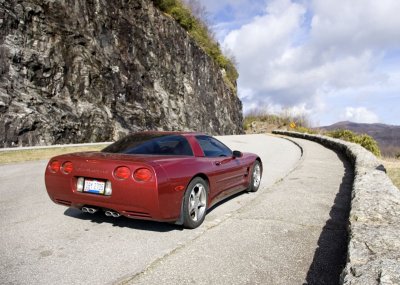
[224, 0, 308, 105]
[218, 0, 400, 124]
[310, 0, 400, 54]
[342, 107, 379, 123]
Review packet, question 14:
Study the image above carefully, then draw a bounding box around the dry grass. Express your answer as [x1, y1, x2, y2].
[0, 145, 109, 165]
[381, 157, 400, 190]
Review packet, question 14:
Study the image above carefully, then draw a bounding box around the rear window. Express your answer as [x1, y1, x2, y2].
[102, 134, 193, 156]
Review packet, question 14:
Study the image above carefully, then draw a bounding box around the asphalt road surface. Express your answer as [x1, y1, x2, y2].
[0, 134, 352, 285]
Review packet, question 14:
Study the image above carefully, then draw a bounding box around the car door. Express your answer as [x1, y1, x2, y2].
[195, 136, 246, 200]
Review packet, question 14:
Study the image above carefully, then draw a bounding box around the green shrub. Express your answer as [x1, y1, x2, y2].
[326, 129, 381, 157]
[153, 0, 177, 11]
[152, 0, 238, 90]
[325, 129, 355, 141]
[170, 6, 195, 30]
[353, 134, 381, 157]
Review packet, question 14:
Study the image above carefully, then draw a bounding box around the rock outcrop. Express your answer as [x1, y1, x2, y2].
[0, 0, 243, 147]
[273, 130, 400, 285]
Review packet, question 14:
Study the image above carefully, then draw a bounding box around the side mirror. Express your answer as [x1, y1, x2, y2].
[232, 150, 243, 158]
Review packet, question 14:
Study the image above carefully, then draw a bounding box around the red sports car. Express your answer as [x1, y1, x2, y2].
[45, 132, 262, 228]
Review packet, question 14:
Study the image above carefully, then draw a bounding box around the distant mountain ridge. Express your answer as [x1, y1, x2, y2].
[319, 121, 400, 157]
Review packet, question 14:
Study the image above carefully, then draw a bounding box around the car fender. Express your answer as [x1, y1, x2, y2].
[174, 173, 210, 225]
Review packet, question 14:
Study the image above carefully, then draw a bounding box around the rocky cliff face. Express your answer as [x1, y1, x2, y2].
[0, 0, 243, 147]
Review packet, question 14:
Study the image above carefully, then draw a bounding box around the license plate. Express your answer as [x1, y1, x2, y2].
[83, 179, 105, 194]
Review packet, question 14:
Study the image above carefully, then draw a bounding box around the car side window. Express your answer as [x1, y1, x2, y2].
[196, 136, 232, 157]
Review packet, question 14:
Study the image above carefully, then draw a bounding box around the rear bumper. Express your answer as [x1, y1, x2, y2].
[45, 174, 180, 222]
[50, 194, 163, 221]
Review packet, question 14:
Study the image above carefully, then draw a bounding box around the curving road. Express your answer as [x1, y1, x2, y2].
[0, 134, 352, 284]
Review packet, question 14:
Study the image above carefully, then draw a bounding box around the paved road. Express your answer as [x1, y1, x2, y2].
[0, 134, 352, 284]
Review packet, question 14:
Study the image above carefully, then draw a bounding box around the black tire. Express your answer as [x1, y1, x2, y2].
[248, 160, 262, 192]
[182, 177, 209, 229]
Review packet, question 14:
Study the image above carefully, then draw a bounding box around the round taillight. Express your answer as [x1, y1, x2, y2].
[133, 168, 152, 182]
[62, 161, 73, 174]
[114, 166, 131, 180]
[49, 160, 61, 173]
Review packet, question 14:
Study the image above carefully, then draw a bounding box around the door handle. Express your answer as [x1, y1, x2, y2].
[215, 161, 221, 166]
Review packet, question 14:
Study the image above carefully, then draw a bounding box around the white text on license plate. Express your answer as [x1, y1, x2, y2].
[84, 180, 105, 194]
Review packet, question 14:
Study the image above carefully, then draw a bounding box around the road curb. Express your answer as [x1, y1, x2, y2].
[272, 130, 400, 285]
[268, 134, 305, 182]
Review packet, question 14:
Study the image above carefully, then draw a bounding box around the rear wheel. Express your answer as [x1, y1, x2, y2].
[248, 160, 262, 192]
[182, 177, 208, 229]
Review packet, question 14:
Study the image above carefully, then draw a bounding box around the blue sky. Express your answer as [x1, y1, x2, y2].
[198, 0, 400, 126]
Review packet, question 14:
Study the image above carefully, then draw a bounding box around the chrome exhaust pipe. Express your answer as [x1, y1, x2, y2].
[81, 207, 98, 214]
[82, 207, 98, 214]
[87, 208, 98, 214]
[111, 212, 120, 218]
[105, 210, 120, 218]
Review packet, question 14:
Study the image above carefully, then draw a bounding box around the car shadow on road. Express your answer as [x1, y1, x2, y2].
[303, 152, 353, 285]
[63, 190, 251, 232]
[64, 208, 183, 232]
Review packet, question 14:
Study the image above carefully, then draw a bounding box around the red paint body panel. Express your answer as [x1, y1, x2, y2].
[44, 133, 261, 223]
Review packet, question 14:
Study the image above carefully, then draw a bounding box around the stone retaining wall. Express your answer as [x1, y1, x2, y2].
[272, 131, 400, 285]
